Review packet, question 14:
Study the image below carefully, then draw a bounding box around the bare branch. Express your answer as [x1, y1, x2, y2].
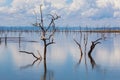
[74, 39, 83, 65]
[55, 13, 61, 19]
[46, 14, 60, 32]
[32, 7, 45, 33]
[88, 38, 101, 56]
[39, 5, 45, 33]
[37, 50, 42, 60]
[48, 29, 56, 40]
[93, 38, 102, 43]
[46, 19, 53, 31]
[39, 24, 45, 32]
[46, 42, 55, 46]
[74, 39, 83, 53]
[33, 10, 38, 25]
[78, 53, 83, 65]
[94, 42, 101, 46]
[19, 51, 39, 59]
[40, 5, 43, 27]
[74, 39, 81, 48]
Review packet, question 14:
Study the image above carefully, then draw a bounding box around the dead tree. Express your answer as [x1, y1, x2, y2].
[88, 38, 102, 69]
[88, 38, 102, 56]
[74, 34, 102, 69]
[33, 5, 60, 61]
[74, 39, 83, 64]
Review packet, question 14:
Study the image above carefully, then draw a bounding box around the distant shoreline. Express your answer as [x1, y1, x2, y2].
[0, 26, 120, 33]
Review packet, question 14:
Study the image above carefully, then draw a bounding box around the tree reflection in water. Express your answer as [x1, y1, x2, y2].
[19, 50, 54, 80]
[20, 59, 41, 69]
[41, 59, 54, 80]
[19, 50, 42, 69]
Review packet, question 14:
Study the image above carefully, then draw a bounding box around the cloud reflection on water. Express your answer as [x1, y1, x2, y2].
[0, 32, 120, 70]
[95, 36, 120, 68]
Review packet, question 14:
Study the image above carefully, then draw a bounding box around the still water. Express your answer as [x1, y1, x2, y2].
[0, 32, 120, 80]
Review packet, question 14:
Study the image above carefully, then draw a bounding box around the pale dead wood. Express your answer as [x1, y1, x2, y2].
[74, 39, 83, 64]
[33, 5, 60, 61]
[88, 38, 102, 69]
[74, 39, 83, 55]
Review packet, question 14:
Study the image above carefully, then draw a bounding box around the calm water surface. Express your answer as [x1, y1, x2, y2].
[0, 32, 120, 80]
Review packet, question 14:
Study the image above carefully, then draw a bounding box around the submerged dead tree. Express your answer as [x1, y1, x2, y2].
[74, 35, 102, 69]
[74, 39, 83, 64]
[33, 5, 60, 61]
[88, 38, 102, 69]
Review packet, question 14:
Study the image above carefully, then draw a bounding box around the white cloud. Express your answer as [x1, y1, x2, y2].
[0, 0, 120, 26]
[114, 11, 120, 18]
[68, 0, 85, 12]
[81, 8, 98, 17]
[49, 45, 67, 65]
[96, 0, 109, 8]
[0, 0, 5, 4]
[96, 0, 120, 9]
[46, 0, 67, 9]
[0, 6, 7, 13]
[113, 0, 120, 9]
[95, 36, 120, 68]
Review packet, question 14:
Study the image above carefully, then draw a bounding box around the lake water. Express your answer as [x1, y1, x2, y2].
[0, 31, 120, 80]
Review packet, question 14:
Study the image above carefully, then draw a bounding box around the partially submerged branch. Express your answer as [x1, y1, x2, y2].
[88, 38, 102, 55]
[19, 51, 42, 60]
[88, 38, 102, 69]
[74, 39, 83, 65]
[74, 35, 103, 69]
[74, 39, 83, 56]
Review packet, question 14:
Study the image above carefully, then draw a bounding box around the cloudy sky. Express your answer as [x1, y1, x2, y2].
[0, 0, 120, 27]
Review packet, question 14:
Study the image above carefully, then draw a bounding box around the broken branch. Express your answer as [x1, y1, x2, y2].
[19, 51, 40, 59]
[46, 42, 55, 46]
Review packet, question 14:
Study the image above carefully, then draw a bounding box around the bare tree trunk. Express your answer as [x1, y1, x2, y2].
[43, 39, 47, 61]
[43, 57, 47, 80]
[43, 39, 47, 80]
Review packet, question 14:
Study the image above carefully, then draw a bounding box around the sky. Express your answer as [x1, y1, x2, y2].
[0, 0, 120, 27]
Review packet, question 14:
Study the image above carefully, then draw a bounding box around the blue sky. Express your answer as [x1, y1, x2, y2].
[0, 0, 120, 27]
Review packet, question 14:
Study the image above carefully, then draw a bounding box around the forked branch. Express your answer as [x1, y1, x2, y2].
[19, 51, 42, 60]
[74, 39, 83, 55]
[46, 14, 60, 32]
[88, 38, 102, 55]
[74, 39, 83, 64]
